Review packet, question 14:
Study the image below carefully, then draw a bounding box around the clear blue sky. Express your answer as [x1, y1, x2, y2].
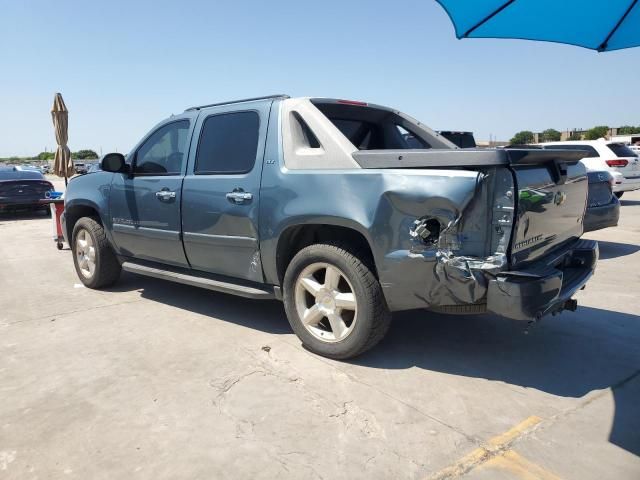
[1, 0, 638, 156]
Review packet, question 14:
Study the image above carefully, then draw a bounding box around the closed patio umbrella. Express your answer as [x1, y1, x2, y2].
[437, 0, 639, 52]
[51, 93, 73, 183]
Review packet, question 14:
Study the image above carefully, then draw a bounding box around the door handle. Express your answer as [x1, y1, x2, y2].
[155, 189, 176, 201]
[226, 189, 253, 204]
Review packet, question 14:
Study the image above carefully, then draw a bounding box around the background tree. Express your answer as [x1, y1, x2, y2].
[541, 128, 561, 142]
[510, 130, 535, 145]
[72, 149, 99, 160]
[617, 126, 640, 135]
[584, 126, 609, 140]
[37, 151, 55, 161]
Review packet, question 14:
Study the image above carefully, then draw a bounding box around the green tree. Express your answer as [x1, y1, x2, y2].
[585, 126, 609, 140]
[617, 126, 640, 135]
[510, 131, 535, 145]
[541, 129, 561, 142]
[73, 149, 99, 160]
[37, 151, 55, 161]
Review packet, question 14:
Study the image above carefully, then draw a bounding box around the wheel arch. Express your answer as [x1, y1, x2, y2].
[63, 200, 103, 242]
[274, 220, 378, 286]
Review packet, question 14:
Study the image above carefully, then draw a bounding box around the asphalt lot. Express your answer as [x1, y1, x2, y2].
[1, 183, 639, 479]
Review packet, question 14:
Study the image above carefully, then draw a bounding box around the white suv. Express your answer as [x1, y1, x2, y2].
[540, 140, 640, 198]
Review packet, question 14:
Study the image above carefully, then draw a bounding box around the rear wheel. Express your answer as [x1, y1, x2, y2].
[283, 243, 391, 359]
[72, 217, 121, 288]
[614, 192, 624, 199]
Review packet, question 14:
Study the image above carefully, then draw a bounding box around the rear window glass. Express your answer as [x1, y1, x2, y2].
[195, 111, 260, 174]
[607, 143, 637, 158]
[543, 144, 599, 157]
[312, 101, 443, 150]
[0, 170, 43, 180]
[396, 125, 429, 148]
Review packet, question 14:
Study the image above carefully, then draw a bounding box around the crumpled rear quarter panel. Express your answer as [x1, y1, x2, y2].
[260, 164, 513, 311]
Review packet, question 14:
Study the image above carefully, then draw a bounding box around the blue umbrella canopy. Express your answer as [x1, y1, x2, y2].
[437, 0, 640, 52]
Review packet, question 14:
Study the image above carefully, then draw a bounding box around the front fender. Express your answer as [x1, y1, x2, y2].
[63, 172, 114, 242]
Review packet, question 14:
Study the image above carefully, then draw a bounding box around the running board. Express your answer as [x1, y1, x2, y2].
[121, 262, 275, 300]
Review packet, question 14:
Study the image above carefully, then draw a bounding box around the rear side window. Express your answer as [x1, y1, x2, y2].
[195, 111, 260, 174]
[396, 125, 429, 149]
[543, 144, 599, 157]
[607, 143, 637, 158]
[332, 119, 382, 150]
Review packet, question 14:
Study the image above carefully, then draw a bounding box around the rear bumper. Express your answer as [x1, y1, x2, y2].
[584, 198, 620, 232]
[487, 239, 598, 321]
[0, 197, 47, 209]
[614, 176, 640, 192]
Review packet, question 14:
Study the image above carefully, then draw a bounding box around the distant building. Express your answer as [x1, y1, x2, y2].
[534, 127, 639, 143]
[476, 140, 509, 147]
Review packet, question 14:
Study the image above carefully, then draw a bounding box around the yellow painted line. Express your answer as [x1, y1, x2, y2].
[427, 416, 543, 480]
[481, 450, 562, 480]
[486, 415, 543, 448]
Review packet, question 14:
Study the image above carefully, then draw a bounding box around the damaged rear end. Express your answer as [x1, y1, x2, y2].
[354, 148, 598, 321]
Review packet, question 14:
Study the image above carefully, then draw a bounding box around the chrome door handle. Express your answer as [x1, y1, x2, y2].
[155, 190, 176, 200]
[226, 190, 253, 204]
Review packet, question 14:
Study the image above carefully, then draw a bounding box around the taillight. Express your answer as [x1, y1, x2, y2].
[605, 159, 628, 167]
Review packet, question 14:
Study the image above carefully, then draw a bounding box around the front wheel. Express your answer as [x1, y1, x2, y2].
[283, 243, 391, 360]
[72, 217, 121, 288]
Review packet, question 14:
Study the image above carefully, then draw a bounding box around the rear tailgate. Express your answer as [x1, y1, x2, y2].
[605, 143, 640, 180]
[352, 147, 588, 267]
[507, 149, 588, 266]
[0, 179, 53, 204]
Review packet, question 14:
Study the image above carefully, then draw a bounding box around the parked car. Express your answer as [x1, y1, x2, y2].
[540, 140, 640, 198]
[14, 164, 43, 173]
[583, 171, 620, 232]
[62, 95, 597, 359]
[74, 162, 88, 174]
[0, 166, 54, 215]
[84, 162, 101, 173]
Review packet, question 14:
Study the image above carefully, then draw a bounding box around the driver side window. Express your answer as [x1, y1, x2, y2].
[134, 120, 190, 175]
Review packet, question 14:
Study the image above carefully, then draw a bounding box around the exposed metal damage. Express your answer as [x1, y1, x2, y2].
[405, 169, 515, 306]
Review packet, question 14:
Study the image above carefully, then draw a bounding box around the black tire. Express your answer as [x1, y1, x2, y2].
[283, 243, 391, 360]
[614, 192, 623, 199]
[72, 217, 121, 289]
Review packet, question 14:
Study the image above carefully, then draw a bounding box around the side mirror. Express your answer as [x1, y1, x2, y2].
[101, 153, 128, 173]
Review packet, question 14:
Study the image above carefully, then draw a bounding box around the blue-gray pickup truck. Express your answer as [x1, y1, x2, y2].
[62, 95, 598, 359]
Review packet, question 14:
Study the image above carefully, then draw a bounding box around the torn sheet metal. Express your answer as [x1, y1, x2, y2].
[404, 168, 515, 306]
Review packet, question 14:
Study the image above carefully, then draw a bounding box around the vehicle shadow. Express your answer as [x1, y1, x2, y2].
[0, 210, 50, 222]
[107, 272, 290, 334]
[354, 307, 640, 455]
[106, 273, 640, 454]
[596, 240, 640, 260]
